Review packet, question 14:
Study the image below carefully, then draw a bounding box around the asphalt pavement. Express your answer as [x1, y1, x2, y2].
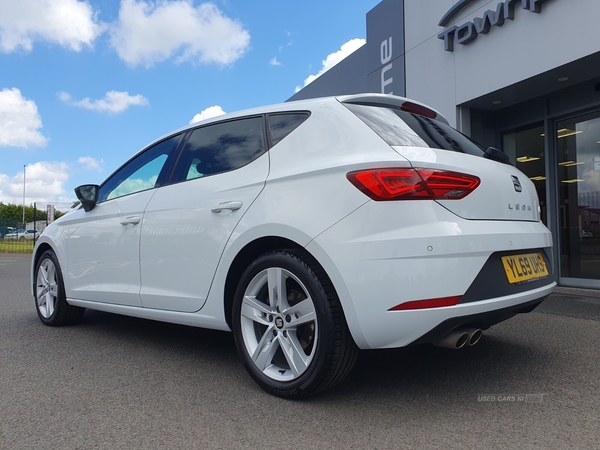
[1, 253, 599, 449]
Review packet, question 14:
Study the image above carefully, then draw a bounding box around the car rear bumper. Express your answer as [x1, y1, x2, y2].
[307, 200, 555, 349]
[408, 293, 551, 346]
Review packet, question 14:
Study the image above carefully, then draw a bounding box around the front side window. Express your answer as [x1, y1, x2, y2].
[345, 103, 485, 157]
[98, 134, 181, 202]
[172, 116, 265, 182]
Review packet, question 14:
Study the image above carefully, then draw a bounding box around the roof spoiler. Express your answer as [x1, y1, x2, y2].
[337, 93, 449, 125]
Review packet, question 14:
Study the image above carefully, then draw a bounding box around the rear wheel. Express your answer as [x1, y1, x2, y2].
[35, 250, 84, 326]
[232, 250, 358, 398]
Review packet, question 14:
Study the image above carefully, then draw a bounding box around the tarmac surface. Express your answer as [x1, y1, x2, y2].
[1, 253, 599, 449]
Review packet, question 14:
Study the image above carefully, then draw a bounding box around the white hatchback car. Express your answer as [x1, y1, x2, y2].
[32, 94, 555, 398]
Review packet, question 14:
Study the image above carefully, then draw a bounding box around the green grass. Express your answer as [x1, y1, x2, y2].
[0, 240, 35, 253]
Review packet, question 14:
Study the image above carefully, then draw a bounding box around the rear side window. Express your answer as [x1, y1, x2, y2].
[172, 116, 266, 182]
[344, 103, 485, 157]
[268, 112, 310, 147]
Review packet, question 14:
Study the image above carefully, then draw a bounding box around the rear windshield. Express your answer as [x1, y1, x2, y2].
[344, 103, 485, 157]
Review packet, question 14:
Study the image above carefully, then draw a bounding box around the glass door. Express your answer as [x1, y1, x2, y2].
[502, 123, 547, 224]
[556, 111, 600, 281]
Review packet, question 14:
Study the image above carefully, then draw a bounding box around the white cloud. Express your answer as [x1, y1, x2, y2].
[0, 88, 48, 148]
[110, 0, 250, 67]
[0, 0, 104, 53]
[58, 90, 149, 114]
[189, 105, 226, 124]
[0, 162, 70, 206]
[77, 156, 104, 172]
[269, 56, 282, 66]
[296, 38, 365, 92]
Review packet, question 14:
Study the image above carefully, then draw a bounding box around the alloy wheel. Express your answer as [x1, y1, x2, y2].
[36, 258, 58, 318]
[240, 267, 318, 382]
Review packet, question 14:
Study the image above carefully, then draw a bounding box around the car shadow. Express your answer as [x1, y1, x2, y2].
[79, 308, 236, 357]
[322, 331, 552, 403]
[70, 309, 551, 403]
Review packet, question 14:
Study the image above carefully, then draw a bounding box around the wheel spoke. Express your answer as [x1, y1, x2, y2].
[37, 290, 46, 307]
[267, 268, 287, 311]
[47, 263, 56, 286]
[241, 296, 271, 326]
[279, 332, 309, 377]
[284, 298, 316, 327]
[46, 292, 55, 317]
[39, 264, 49, 285]
[251, 327, 279, 371]
[36, 281, 47, 303]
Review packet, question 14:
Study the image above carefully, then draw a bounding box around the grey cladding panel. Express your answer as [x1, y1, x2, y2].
[288, 0, 406, 101]
[366, 0, 405, 75]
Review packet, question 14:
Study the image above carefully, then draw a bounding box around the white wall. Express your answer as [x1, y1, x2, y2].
[404, 0, 600, 126]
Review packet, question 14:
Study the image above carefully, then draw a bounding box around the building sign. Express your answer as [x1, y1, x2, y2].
[47, 204, 55, 223]
[380, 37, 394, 94]
[438, 0, 553, 52]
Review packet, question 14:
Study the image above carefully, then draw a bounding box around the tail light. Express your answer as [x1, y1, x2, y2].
[347, 168, 480, 201]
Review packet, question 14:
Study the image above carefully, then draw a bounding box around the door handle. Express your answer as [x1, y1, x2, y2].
[120, 216, 141, 225]
[211, 201, 243, 213]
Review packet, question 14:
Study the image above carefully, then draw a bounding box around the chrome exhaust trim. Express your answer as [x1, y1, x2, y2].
[434, 329, 470, 349]
[467, 328, 482, 346]
[434, 327, 483, 349]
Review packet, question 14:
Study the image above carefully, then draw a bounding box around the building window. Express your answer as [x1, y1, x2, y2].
[557, 111, 600, 280]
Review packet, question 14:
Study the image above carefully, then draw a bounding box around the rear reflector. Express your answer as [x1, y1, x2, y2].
[388, 296, 462, 311]
[347, 168, 480, 201]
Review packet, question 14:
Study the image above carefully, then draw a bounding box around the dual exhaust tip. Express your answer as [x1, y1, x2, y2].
[434, 327, 482, 350]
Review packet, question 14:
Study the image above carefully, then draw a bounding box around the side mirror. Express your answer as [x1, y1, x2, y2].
[75, 184, 99, 212]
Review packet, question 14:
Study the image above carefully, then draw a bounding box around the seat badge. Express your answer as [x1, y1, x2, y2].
[511, 175, 522, 192]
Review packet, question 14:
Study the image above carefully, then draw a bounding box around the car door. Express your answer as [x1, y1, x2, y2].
[65, 134, 182, 306]
[139, 116, 269, 312]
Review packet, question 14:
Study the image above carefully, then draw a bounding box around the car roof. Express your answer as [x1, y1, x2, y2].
[146, 94, 449, 149]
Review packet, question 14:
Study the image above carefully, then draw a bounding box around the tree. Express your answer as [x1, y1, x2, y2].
[0, 202, 65, 224]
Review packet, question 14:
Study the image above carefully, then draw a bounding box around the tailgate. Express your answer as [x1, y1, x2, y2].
[392, 146, 540, 221]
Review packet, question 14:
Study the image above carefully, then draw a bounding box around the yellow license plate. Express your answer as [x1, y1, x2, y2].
[501, 253, 548, 284]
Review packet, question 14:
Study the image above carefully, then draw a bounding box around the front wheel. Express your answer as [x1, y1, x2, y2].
[34, 250, 84, 326]
[232, 250, 358, 398]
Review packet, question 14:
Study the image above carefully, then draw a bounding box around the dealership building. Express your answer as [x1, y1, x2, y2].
[291, 0, 600, 289]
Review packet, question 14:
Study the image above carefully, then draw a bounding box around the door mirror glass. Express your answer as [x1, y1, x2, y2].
[75, 184, 99, 212]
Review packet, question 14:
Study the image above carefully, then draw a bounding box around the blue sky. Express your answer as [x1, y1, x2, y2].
[0, 0, 380, 210]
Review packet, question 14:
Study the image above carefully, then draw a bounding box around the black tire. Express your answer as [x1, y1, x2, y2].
[232, 250, 359, 398]
[34, 249, 84, 326]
